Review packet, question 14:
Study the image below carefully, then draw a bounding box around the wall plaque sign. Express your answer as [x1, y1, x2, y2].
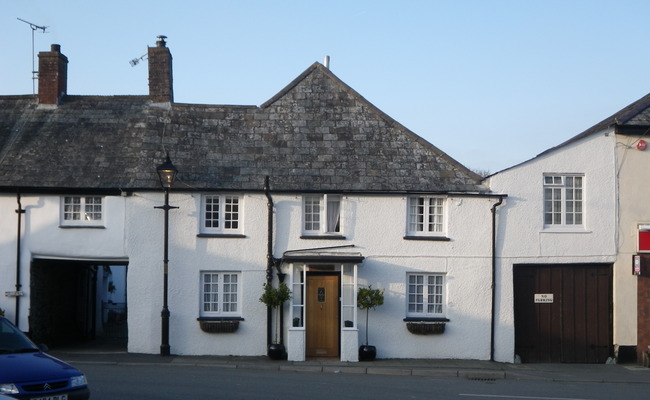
[534, 293, 554, 303]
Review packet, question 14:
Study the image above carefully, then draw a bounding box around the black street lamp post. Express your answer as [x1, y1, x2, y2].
[155, 154, 178, 356]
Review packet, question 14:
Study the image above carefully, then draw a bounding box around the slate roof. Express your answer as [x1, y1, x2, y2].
[536, 92, 650, 159]
[0, 63, 486, 194]
[486, 91, 650, 178]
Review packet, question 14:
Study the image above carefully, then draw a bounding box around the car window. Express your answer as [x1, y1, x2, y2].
[0, 318, 39, 354]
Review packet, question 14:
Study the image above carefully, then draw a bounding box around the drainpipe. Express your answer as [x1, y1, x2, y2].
[265, 177, 287, 347]
[490, 196, 504, 362]
[264, 177, 274, 347]
[15, 193, 26, 328]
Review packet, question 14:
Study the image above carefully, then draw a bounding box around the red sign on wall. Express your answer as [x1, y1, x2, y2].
[640, 230, 650, 252]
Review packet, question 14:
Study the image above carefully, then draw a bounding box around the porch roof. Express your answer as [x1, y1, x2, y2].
[282, 248, 364, 264]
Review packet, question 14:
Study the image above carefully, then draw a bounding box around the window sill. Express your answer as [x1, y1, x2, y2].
[300, 235, 346, 240]
[403, 318, 449, 335]
[59, 225, 106, 229]
[197, 317, 244, 333]
[197, 233, 247, 239]
[403, 235, 450, 241]
[541, 228, 591, 234]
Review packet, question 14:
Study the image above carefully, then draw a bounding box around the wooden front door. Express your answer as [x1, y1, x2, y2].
[306, 274, 340, 357]
[514, 264, 612, 363]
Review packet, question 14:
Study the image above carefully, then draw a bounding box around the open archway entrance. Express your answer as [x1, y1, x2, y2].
[29, 258, 128, 350]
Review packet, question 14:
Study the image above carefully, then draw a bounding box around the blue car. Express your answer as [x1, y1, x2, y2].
[0, 316, 90, 399]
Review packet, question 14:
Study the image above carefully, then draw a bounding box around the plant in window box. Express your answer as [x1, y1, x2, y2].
[259, 281, 292, 360]
[357, 285, 384, 361]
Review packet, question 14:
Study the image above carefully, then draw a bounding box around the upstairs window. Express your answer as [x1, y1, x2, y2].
[407, 196, 445, 236]
[303, 194, 341, 236]
[201, 194, 242, 234]
[200, 271, 240, 316]
[61, 196, 103, 226]
[543, 174, 583, 227]
[407, 273, 445, 317]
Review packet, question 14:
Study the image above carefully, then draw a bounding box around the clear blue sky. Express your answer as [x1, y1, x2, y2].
[2, 0, 649, 173]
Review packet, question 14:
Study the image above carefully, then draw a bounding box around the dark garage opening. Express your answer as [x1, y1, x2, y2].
[29, 258, 128, 350]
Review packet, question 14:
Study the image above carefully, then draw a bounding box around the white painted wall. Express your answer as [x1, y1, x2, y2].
[614, 133, 650, 347]
[1, 189, 498, 360]
[124, 191, 269, 356]
[0, 194, 127, 328]
[486, 131, 618, 362]
[124, 191, 498, 359]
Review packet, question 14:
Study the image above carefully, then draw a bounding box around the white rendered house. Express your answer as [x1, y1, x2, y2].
[486, 92, 650, 363]
[0, 39, 503, 361]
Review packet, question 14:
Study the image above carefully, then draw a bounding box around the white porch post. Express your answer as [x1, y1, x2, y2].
[340, 263, 359, 362]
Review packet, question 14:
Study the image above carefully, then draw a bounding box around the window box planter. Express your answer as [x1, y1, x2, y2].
[197, 317, 243, 333]
[403, 318, 449, 335]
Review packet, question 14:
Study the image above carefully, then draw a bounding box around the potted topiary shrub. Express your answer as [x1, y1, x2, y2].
[259, 281, 292, 360]
[357, 285, 384, 361]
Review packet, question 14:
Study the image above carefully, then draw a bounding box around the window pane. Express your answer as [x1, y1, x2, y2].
[201, 272, 239, 315]
[202, 273, 220, 313]
[543, 175, 584, 227]
[565, 176, 583, 226]
[408, 197, 444, 234]
[408, 274, 424, 313]
[84, 197, 102, 221]
[204, 196, 220, 228]
[224, 196, 240, 230]
[222, 273, 238, 312]
[326, 195, 341, 233]
[304, 196, 321, 231]
[427, 198, 443, 232]
[408, 274, 444, 316]
[64, 196, 81, 221]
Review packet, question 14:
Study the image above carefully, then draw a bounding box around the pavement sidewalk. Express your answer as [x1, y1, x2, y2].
[48, 349, 650, 384]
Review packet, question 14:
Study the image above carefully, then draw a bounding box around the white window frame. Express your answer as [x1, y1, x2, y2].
[543, 174, 584, 228]
[200, 271, 241, 317]
[201, 194, 242, 234]
[302, 194, 341, 236]
[60, 196, 104, 226]
[406, 196, 446, 236]
[406, 273, 445, 317]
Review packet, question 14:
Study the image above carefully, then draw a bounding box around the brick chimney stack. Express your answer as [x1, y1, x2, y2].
[148, 36, 174, 103]
[38, 44, 68, 105]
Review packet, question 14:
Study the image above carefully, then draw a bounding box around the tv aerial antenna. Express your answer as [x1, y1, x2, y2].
[129, 53, 147, 67]
[17, 18, 48, 95]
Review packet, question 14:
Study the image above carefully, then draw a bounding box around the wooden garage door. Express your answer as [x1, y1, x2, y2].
[514, 264, 612, 363]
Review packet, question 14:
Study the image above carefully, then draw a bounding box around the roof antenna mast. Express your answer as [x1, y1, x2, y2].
[17, 18, 48, 95]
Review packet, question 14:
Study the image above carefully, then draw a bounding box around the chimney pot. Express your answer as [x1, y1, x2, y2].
[156, 35, 167, 48]
[51, 44, 61, 52]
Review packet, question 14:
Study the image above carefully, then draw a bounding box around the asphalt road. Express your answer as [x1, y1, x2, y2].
[81, 362, 650, 400]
